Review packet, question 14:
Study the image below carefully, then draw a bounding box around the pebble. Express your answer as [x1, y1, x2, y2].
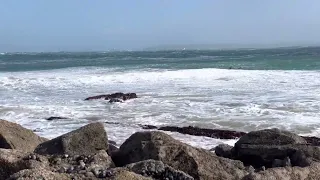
[31, 154, 37, 160]
[63, 154, 69, 159]
[86, 172, 95, 177]
[67, 166, 74, 173]
[99, 170, 107, 178]
[79, 160, 86, 170]
[92, 168, 100, 177]
[58, 167, 67, 173]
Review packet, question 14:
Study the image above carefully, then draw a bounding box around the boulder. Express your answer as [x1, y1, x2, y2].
[34, 122, 108, 156]
[301, 136, 320, 146]
[235, 128, 306, 146]
[7, 169, 71, 180]
[0, 119, 48, 152]
[158, 126, 246, 139]
[112, 131, 248, 180]
[233, 128, 320, 168]
[215, 144, 234, 159]
[0, 149, 28, 179]
[242, 162, 320, 180]
[0, 149, 50, 179]
[85, 93, 137, 101]
[126, 160, 194, 180]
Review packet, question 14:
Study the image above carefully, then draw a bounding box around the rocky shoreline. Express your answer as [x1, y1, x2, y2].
[1, 119, 320, 179]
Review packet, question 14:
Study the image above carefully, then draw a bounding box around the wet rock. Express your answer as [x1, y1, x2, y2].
[214, 144, 234, 158]
[112, 131, 247, 180]
[109, 98, 123, 103]
[46, 116, 68, 121]
[138, 124, 158, 130]
[126, 160, 194, 180]
[233, 128, 320, 168]
[34, 122, 108, 156]
[158, 125, 246, 139]
[85, 92, 137, 101]
[236, 128, 307, 146]
[0, 119, 48, 152]
[301, 135, 320, 146]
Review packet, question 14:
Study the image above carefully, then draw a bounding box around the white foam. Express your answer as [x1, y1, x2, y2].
[1, 68, 320, 148]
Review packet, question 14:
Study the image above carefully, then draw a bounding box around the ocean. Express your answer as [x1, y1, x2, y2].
[1, 47, 320, 149]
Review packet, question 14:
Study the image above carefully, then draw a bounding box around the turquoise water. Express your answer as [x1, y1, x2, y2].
[1, 47, 320, 72]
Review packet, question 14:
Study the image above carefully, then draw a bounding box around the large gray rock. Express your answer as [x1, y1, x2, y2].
[0, 149, 49, 179]
[233, 128, 316, 167]
[235, 128, 307, 146]
[112, 131, 248, 180]
[126, 160, 194, 180]
[242, 162, 320, 180]
[34, 122, 108, 156]
[0, 119, 48, 152]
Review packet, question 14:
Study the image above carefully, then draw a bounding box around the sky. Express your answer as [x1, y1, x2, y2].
[1, 0, 320, 52]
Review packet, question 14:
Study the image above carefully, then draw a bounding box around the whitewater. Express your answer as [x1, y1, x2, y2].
[1, 48, 320, 149]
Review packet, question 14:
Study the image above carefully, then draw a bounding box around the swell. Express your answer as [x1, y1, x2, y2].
[1, 47, 320, 72]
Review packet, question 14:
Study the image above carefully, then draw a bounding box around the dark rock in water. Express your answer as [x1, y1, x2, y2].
[46, 116, 68, 121]
[138, 124, 158, 130]
[105, 121, 121, 125]
[34, 122, 108, 156]
[108, 140, 117, 145]
[301, 136, 320, 146]
[125, 160, 194, 180]
[214, 144, 234, 159]
[109, 98, 123, 103]
[84, 94, 110, 100]
[0, 119, 48, 152]
[85, 92, 137, 101]
[233, 128, 320, 168]
[112, 131, 248, 180]
[158, 125, 246, 139]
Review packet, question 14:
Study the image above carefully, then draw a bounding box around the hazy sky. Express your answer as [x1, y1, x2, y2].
[1, 0, 320, 52]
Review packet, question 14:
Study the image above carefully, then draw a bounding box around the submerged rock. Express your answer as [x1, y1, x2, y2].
[46, 116, 68, 121]
[0, 119, 48, 152]
[158, 125, 246, 139]
[112, 131, 248, 180]
[34, 122, 108, 156]
[85, 92, 137, 101]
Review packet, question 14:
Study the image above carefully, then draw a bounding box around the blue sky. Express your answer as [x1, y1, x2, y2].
[1, 0, 320, 52]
